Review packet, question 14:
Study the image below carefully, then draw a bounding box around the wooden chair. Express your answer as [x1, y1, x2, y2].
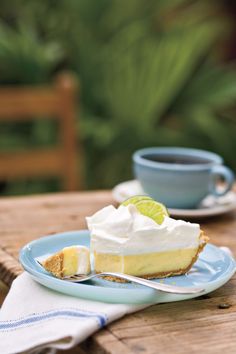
[0, 72, 82, 192]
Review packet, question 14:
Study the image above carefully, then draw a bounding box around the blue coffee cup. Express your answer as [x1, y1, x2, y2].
[133, 147, 235, 209]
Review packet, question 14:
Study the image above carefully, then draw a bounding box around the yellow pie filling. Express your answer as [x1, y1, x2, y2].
[94, 248, 199, 278]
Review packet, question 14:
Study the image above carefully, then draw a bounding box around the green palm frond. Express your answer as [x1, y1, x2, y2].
[99, 19, 223, 129]
[175, 63, 236, 112]
[0, 22, 63, 84]
[0, 0, 236, 192]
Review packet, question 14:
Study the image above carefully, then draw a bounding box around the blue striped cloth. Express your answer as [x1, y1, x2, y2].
[0, 273, 147, 354]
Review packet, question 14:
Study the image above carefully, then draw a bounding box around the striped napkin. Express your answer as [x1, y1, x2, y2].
[0, 272, 148, 354]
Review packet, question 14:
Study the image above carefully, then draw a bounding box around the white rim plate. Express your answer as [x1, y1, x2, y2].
[112, 180, 236, 219]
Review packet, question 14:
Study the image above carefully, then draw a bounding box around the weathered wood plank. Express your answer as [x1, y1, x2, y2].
[0, 281, 8, 307]
[0, 191, 114, 287]
[0, 191, 235, 354]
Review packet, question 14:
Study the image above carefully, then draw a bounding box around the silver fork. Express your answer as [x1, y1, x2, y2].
[63, 272, 204, 295]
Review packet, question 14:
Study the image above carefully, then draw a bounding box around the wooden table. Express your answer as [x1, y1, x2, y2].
[0, 191, 236, 354]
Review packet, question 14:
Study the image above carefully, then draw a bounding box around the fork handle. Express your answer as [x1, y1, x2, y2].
[99, 272, 204, 294]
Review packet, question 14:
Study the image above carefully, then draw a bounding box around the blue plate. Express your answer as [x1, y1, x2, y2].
[19, 230, 236, 304]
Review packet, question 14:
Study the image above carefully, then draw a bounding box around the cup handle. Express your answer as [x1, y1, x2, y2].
[210, 165, 234, 197]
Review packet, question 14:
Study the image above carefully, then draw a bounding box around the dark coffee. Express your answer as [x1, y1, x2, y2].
[143, 154, 211, 165]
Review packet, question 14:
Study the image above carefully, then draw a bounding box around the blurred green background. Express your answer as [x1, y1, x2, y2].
[0, 0, 236, 195]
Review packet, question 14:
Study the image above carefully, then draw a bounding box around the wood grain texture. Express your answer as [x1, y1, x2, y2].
[0, 282, 8, 307]
[0, 191, 236, 354]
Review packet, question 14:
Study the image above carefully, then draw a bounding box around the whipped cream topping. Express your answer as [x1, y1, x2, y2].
[86, 205, 201, 255]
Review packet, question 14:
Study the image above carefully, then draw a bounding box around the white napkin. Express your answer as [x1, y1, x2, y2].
[0, 273, 149, 354]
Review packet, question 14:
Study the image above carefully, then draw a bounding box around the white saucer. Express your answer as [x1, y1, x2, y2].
[112, 180, 236, 219]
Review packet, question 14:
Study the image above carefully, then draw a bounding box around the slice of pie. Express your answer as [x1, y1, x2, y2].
[86, 201, 208, 281]
[42, 245, 91, 278]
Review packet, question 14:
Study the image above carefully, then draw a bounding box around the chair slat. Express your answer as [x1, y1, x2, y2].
[0, 149, 64, 179]
[0, 72, 81, 191]
[0, 89, 60, 119]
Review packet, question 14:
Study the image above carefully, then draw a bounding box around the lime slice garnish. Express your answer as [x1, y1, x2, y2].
[121, 195, 168, 224]
[134, 200, 169, 224]
[122, 195, 153, 206]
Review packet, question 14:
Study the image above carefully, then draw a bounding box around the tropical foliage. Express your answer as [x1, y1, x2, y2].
[0, 0, 236, 194]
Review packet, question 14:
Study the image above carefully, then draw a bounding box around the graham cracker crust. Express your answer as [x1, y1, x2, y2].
[42, 252, 64, 278]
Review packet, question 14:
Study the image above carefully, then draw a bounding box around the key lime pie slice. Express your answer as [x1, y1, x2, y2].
[86, 197, 208, 280]
[42, 245, 91, 278]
